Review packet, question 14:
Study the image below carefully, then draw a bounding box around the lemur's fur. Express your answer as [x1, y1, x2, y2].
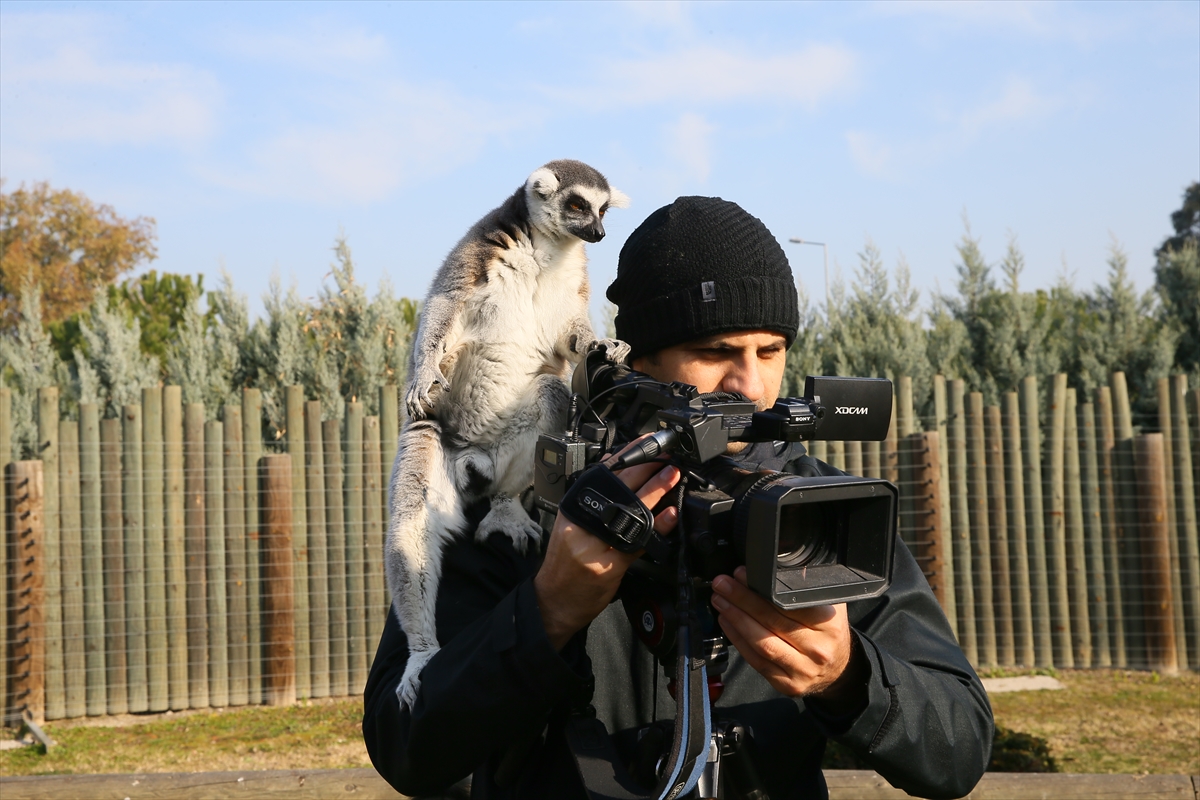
[387, 160, 629, 708]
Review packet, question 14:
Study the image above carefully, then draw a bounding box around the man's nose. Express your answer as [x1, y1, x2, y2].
[720, 358, 764, 401]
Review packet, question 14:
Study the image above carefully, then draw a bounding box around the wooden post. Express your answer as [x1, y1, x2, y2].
[142, 388, 168, 712]
[908, 432, 946, 608]
[1134, 434, 1178, 675]
[863, 440, 881, 479]
[932, 375, 956, 631]
[123, 404, 148, 712]
[1111, 372, 1143, 667]
[285, 386, 309, 701]
[808, 440, 827, 463]
[882, 389, 898, 486]
[364, 415, 385, 657]
[324, 417, 348, 697]
[58, 420, 85, 718]
[78, 404, 106, 716]
[1096, 386, 1126, 666]
[205, 420, 228, 708]
[897, 376, 915, 438]
[6, 461, 45, 724]
[223, 407, 248, 707]
[0, 388, 9, 722]
[948, 380, 975, 661]
[37, 388, 63, 720]
[305, 402, 330, 698]
[344, 401, 368, 691]
[241, 388, 263, 706]
[1046, 374, 1073, 667]
[163, 387, 188, 710]
[1079, 400, 1111, 667]
[380, 384, 398, 514]
[1170, 375, 1199, 668]
[985, 405, 1014, 666]
[1004, 392, 1034, 667]
[184, 403, 208, 708]
[896, 377, 917, 553]
[1020, 376, 1053, 667]
[967, 393, 995, 667]
[260, 455, 296, 706]
[100, 418, 127, 715]
[1064, 389, 1091, 667]
[844, 440, 863, 478]
[1156, 378, 1187, 670]
[826, 440, 845, 472]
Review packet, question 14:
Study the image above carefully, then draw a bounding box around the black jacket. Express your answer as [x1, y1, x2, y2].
[364, 442, 993, 799]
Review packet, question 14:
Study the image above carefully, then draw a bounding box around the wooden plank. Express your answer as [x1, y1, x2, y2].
[123, 404, 149, 712]
[363, 415, 385, 658]
[37, 387, 63, 720]
[379, 384, 398, 519]
[863, 440, 880, 479]
[1020, 375, 1053, 668]
[1171, 374, 1199, 668]
[908, 432, 945, 607]
[260, 454, 296, 706]
[162, 387, 188, 710]
[78, 403, 106, 716]
[1111, 371, 1144, 667]
[6, 461, 46, 724]
[897, 375, 915, 437]
[1135, 433, 1179, 674]
[1065, 388, 1091, 667]
[57, 419, 85, 718]
[967, 392, 995, 666]
[344, 401, 367, 691]
[205, 420, 229, 708]
[241, 388, 263, 706]
[932, 375, 956, 631]
[895, 377, 917, 553]
[285, 385, 309, 700]
[809, 439, 827, 463]
[1046, 373, 1073, 667]
[984, 405, 1014, 666]
[948, 379, 975, 661]
[223, 407, 248, 707]
[1079, 400, 1112, 667]
[882, 388, 898, 486]
[1004, 391, 1035, 667]
[142, 388, 168, 712]
[324, 417, 348, 697]
[183, 403, 208, 709]
[1158, 378, 1188, 670]
[0, 388, 9, 722]
[844, 440, 863, 477]
[305, 402, 330, 699]
[821, 770, 1199, 800]
[100, 418, 128, 715]
[1096, 385, 1126, 666]
[826, 439, 845, 471]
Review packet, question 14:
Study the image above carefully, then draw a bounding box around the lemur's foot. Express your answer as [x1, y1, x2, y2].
[395, 645, 439, 710]
[477, 496, 543, 555]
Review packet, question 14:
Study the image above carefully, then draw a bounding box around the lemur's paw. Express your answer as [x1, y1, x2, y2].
[395, 645, 439, 710]
[404, 366, 450, 420]
[589, 338, 631, 364]
[477, 501, 543, 555]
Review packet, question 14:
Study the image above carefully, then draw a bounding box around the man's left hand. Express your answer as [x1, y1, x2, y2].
[711, 566, 867, 709]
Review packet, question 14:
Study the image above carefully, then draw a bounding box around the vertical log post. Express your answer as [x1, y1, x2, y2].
[985, 405, 1014, 666]
[0, 388, 9, 723]
[285, 386, 309, 701]
[100, 418, 127, 714]
[58, 419, 85, 718]
[163, 387, 188, 710]
[1156, 378, 1187, 670]
[967, 393, 995, 667]
[183, 403, 208, 708]
[1111, 371, 1143, 667]
[143, 388, 168, 712]
[1020, 376, 1053, 667]
[882, 391, 898, 486]
[948, 380, 975, 661]
[344, 401, 367, 691]
[1065, 389, 1091, 667]
[123, 404, 148, 712]
[895, 376, 917, 552]
[932, 375, 956, 631]
[908, 432, 946, 609]
[6, 461, 45, 725]
[364, 415, 385, 657]
[1046, 374, 1073, 667]
[223, 407, 248, 706]
[1096, 386, 1126, 666]
[863, 440, 881, 479]
[1170, 375, 1199, 667]
[260, 454, 296, 706]
[205, 420, 228, 708]
[241, 389, 263, 706]
[844, 440, 863, 478]
[78, 404, 106, 715]
[1079, 400, 1111, 667]
[305, 402, 330, 698]
[324, 417, 348, 697]
[37, 388, 63, 720]
[1004, 392, 1035, 666]
[1134, 434, 1178, 675]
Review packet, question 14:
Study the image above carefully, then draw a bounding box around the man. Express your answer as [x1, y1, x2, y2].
[364, 196, 994, 799]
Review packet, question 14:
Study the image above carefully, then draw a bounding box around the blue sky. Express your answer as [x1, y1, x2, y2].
[2, 1, 1197, 326]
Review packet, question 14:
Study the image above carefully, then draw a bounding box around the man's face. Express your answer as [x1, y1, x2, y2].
[631, 329, 789, 412]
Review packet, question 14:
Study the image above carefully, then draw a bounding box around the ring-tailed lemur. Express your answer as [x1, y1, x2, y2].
[387, 160, 630, 708]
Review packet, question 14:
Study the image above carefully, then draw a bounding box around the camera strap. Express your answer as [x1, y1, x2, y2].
[559, 464, 672, 563]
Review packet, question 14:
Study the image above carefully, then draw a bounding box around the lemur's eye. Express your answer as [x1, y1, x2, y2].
[599, 207, 607, 218]
[569, 202, 583, 212]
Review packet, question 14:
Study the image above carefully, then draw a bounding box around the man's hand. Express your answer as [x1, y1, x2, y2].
[535, 456, 681, 651]
[711, 566, 867, 710]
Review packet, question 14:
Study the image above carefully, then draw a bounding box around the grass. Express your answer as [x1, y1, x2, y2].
[2, 669, 1197, 778]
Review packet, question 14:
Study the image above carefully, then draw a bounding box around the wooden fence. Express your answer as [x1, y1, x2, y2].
[2, 371, 1198, 724]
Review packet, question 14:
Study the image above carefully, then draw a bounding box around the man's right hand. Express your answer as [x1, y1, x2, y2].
[534, 453, 681, 651]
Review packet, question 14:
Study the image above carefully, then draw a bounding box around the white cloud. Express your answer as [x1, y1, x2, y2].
[872, 0, 1050, 32]
[220, 22, 390, 72]
[959, 78, 1057, 135]
[845, 131, 893, 178]
[665, 113, 716, 183]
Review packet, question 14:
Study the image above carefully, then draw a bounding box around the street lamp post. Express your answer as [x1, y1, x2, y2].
[788, 238, 828, 306]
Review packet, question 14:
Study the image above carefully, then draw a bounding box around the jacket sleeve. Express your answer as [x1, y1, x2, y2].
[362, 535, 590, 796]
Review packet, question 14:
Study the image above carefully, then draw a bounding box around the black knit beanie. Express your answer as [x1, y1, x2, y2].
[607, 196, 799, 361]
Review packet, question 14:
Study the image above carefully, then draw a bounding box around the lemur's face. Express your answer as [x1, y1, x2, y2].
[558, 186, 614, 243]
[525, 164, 629, 242]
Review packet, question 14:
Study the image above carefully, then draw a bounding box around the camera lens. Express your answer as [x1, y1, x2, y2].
[776, 505, 835, 568]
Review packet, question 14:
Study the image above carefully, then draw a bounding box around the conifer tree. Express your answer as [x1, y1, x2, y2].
[71, 289, 160, 419]
[1153, 241, 1199, 382]
[0, 281, 68, 457]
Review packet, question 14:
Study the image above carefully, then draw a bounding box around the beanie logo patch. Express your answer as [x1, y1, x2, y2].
[701, 281, 716, 302]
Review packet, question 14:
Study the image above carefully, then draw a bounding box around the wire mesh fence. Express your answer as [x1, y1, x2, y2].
[2, 372, 1198, 724]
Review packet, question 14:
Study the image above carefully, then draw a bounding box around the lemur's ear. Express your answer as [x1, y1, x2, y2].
[608, 187, 630, 209]
[527, 167, 559, 200]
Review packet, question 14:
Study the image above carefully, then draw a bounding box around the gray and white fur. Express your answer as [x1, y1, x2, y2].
[387, 160, 629, 708]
